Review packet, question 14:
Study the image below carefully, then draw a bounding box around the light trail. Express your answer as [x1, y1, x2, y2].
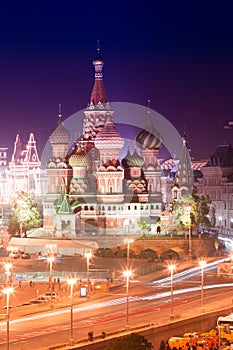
[0, 281, 232, 327]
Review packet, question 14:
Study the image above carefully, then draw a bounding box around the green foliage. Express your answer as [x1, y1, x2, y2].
[138, 221, 151, 235]
[193, 194, 211, 228]
[8, 192, 41, 237]
[173, 195, 195, 229]
[104, 333, 153, 350]
[173, 193, 211, 230]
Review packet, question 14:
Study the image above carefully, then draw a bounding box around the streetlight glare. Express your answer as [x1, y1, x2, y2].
[168, 264, 176, 272]
[3, 287, 14, 295]
[4, 262, 12, 271]
[84, 251, 92, 259]
[123, 269, 133, 278]
[47, 255, 55, 263]
[199, 259, 206, 268]
[67, 277, 77, 286]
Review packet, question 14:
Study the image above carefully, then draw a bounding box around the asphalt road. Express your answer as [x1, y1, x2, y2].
[0, 256, 232, 349]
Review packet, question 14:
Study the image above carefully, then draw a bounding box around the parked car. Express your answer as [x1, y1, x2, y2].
[9, 252, 20, 259]
[22, 252, 31, 259]
[30, 296, 49, 304]
[43, 292, 59, 300]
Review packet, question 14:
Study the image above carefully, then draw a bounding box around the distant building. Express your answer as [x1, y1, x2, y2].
[0, 147, 8, 203]
[195, 143, 233, 232]
[2, 133, 41, 199]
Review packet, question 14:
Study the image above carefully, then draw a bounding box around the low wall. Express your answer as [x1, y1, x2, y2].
[52, 307, 231, 350]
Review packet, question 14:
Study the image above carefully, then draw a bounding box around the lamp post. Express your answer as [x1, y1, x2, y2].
[4, 262, 12, 285]
[168, 263, 176, 321]
[185, 205, 192, 257]
[16, 199, 24, 237]
[199, 259, 206, 313]
[47, 255, 55, 305]
[67, 277, 76, 344]
[3, 286, 13, 350]
[123, 269, 132, 331]
[124, 238, 134, 271]
[1, 207, 3, 244]
[85, 251, 92, 300]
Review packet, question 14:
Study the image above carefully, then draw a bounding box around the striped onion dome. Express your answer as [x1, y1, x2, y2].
[127, 148, 144, 167]
[68, 146, 89, 167]
[135, 111, 162, 150]
[122, 146, 132, 168]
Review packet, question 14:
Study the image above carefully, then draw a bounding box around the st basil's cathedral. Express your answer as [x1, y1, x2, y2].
[43, 49, 178, 239]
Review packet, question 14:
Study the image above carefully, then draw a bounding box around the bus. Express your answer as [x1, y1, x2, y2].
[217, 315, 233, 331]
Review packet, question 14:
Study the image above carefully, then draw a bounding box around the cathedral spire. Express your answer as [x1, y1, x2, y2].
[89, 45, 108, 105]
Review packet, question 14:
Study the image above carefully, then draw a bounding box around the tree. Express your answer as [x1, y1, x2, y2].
[104, 333, 153, 350]
[138, 221, 151, 235]
[173, 193, 211, 231]
[193, 193, 211, 229]
[8, 192, 41, 237]
[173, 194, 196, 230]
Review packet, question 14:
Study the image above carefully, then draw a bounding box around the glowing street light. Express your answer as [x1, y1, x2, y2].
[124, 238, 134, 271]
[3, 286, 14, 350]
[185, 204, 192, 257]
[123, 268, 132, 330]
[4, 262, 12, 285]
[67, 277, 77, 344]
[85, 251, 92, 300]
[47, 254, 55, 304]
[168, 263, 176, 321]
[16, 198, 24, 237]
[199, 259, 206, 313]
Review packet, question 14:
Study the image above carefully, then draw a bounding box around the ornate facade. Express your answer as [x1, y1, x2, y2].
[0, 133, 41, 200]
[44, 50, 164, 238]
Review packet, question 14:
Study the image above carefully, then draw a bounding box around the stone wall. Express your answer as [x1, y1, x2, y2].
[130, 235, 217, 258]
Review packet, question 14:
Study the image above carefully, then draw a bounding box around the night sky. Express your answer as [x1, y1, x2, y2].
[0, 1, 233, 160]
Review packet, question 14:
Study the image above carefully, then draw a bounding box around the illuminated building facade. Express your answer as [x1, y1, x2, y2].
[44, 50, 164, 237]
[5, 133, 41, 198]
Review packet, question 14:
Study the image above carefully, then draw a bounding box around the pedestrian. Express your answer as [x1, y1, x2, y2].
[29, 280, 33, 287]
[57, 277, 61, 290]
[18, 280, 22, 288]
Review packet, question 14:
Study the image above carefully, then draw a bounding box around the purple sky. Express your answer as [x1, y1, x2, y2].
[0, 1, 233, 160]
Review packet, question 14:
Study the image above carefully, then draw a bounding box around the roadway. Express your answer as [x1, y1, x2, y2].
[0, 256, 232, 349]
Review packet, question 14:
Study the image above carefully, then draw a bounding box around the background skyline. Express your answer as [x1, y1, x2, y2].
[0, 1, 233, 160]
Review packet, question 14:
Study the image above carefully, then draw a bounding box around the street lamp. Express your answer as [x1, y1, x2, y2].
[67, 277, 77, 344]
[124, 238, 134, 271]
[3, 286, 14, 350]
[47, 254, 55, 305]
[16, 198, 24, 237]
[185, 205, 192, 257]
[123, 268, 132, 331]
[168, 263, 176, 321]
[4, 262, 12, 285]
[85, 251, 92, 300]
[199, 259, 206, 313]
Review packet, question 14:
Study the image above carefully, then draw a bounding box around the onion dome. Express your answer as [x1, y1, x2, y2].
[135, 103, 162, 150]
[68, 146, 89, 167]
[95, 118, 124, 150]
[127, 148, 144, 167]
[122, 145, 132, 168]
[50, 105, 71, 145]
